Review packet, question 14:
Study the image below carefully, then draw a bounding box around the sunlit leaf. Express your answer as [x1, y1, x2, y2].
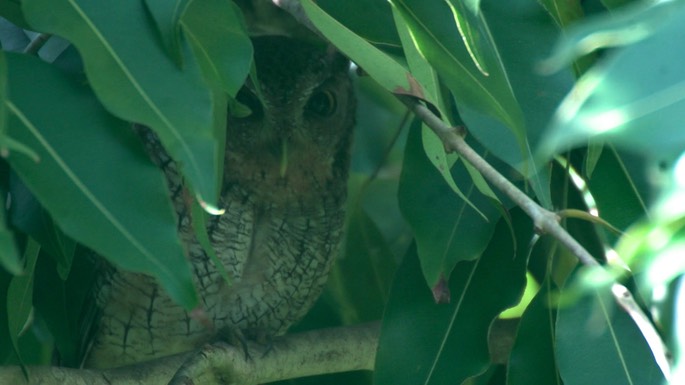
[390, 0, 526, 148]
[5, 53, 196, 309]
[375, 210, 530, 385]
[23, 0, 222, 208]
[445, 0, 490, 75]
[540, 1, 685, 163]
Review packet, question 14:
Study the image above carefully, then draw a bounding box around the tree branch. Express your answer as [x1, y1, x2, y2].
[0, 324, 377, 385]
[0, 320, 519, 384]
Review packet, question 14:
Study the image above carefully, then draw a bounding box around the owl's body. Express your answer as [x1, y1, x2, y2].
[84, 36, 355, 369]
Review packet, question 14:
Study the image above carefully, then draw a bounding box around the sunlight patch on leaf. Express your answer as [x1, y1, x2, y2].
[540, 1, 685, 163]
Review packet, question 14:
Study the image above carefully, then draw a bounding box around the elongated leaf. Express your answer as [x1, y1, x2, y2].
[394, 7, 488, 215]
[317, 0, 400, 48]
[374, 210, 530, 385]
[300, 0, 415, 99]
[540, 1, 685, 163]
[399, 120, 501, 286]
[144, 0, 189, 64]
[391, 0, 526, 147]
[445, 0, 490, 75]
[181, 0, 252, 97]
[5, 53, 196, 309]
[23, 0, 221, 208]
[392, 7, 441, 108]
[556, 277, 667, 384]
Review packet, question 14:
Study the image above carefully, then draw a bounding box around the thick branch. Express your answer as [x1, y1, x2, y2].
[170, 322, 379, 385]
[0, 320, 519, 384]
[0, 324, 378, 385]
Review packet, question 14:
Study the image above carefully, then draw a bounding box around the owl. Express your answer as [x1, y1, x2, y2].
[83, 35, 355, 369]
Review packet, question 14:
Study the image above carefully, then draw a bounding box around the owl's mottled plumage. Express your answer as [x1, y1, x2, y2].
[84, 36, 355, 369]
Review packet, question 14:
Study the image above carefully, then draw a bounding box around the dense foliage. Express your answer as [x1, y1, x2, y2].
[1, 0, 683, 384]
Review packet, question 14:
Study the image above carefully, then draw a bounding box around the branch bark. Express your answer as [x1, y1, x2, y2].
[0, 320, 518, 384]
[0, 324, 378, 385]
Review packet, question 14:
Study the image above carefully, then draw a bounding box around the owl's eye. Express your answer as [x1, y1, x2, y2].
[305, 90, 337, 117]
[234, 87, 263, 119]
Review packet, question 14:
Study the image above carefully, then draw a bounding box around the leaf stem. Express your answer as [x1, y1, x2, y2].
[23, 33, 51, 55]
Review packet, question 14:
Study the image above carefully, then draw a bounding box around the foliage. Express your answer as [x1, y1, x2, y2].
[0, 0, 683, 384]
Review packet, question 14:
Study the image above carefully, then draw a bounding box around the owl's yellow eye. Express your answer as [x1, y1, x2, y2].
[306, 90, 337, 117]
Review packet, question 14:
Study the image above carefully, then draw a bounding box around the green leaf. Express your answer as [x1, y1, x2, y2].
[33, 249, 98, 366]
[421, 124, 487, 219]
[23, 0, 222, 208]
[394, 7, 487, 214]
[556, 277, 667, 384]
[300, 0, 413, 98]
[392, 6, 441, 108]
[374, 210, 530, 385]
[540, 1, 685, 163]
[4, 53, 197, 309]
[317, 0, 401, 48]
[445, 0, 490, 75]
[391, 0, 526, 148]
[584, 146, 648, 243]
[538, 0, 585, 28]
[144, 0, 189, 65]
[181, 0, 252, 96]
[7, 238, 39, 370]
[0, 0, 31, 30]
[9, 176, 77, 279]
[399, 120, 501, 285]
[507, 277, 562, 385]
[471, 0, 574, 208]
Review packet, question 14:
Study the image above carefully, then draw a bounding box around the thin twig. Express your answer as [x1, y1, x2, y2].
[397, 95, 600, 266]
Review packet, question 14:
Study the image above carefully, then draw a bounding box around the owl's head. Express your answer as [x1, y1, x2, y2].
[225, 36, 355, 201]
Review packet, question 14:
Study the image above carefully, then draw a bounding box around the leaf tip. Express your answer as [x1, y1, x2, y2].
[432, 276, 451, 304]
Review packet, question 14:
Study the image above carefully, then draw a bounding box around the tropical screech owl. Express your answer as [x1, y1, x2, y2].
[83, 36, 355, 369]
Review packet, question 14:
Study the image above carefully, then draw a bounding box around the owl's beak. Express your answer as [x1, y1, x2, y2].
[279, 139, 289, 178]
